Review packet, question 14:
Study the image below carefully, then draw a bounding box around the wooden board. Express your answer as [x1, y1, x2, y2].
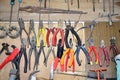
[0, 21, 86, 80]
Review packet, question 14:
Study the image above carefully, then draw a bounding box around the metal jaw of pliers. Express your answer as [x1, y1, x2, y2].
[29, 36, 38, 70]
[110, 37, 118, 60]
[60, 38, 75, 72]
[18, 18, 29, 38]
[53, 39, 64, 72]
[98, 40, 110, 67]
[0, 43, 10, 55]
[44, 39, 55, 67]
[36, 20, 46, 47]
[28, 19, 36, 47]
[37, 40, 46, 66]
[88, 37, 98, 65]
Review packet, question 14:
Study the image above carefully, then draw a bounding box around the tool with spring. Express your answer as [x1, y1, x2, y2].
[9, 0, 15, 27]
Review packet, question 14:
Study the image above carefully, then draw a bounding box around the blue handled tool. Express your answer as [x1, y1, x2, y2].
[17, 0, 22, 19]
[9, 0, 15, 27]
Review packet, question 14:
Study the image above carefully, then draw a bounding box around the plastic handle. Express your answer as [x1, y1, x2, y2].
[10, 0, 15, 5]
[39, 0, 42, 2]
[18, 0, 22, 3]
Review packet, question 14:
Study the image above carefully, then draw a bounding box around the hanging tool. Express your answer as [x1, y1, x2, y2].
[28, 36, 38, 70]
[103, 0, 105, 12]
[9, 0, 15, 27]
[60, 38, 75, 72]
[17, 0, 22, 19]
[0, 43, 10, 55]
[0, 45, 19, 70]
[27, 19, 36, 48]
[98, 40, 110, 67]
[53, 39, 64, 72]
[71, 0, 73, 5]
[36, 0, 47, 47]
[19, 6, 87, 14]
[92, 0, 95, 12]
[37, 40, 46, 66]
[44, 38, 55, 67]
[77, 0, 80, 8]
[44, 0, 47, 8]
[67, 0, 70, 11]
[109, 37, 119, 61]
[52, 28, 64, 47]
[18, 38, 28, 73]
[112, 0, 115, 14]
[88, 37, 98, 65]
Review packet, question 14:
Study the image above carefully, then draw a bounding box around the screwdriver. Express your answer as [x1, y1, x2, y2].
[9, 0, 15, 27]
[17, 0, 22, 20]
[38, 0, 42, 28]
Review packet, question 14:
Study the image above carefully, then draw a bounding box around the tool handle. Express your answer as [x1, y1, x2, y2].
[18, 0, 22, 3]
[39, 0, 42, 2]
[10, 0, 15, 5]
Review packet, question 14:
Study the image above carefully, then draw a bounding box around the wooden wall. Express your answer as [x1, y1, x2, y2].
[0, 22, 86, 80]
[85, 22, 120, 80]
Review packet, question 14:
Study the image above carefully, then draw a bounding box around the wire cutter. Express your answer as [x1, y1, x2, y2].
[28, 36, 38, 70]
[98, 40, 110, 67]
[110, 37, 119, 61]
[37, 40, 46, 66]
[36, 20, 46, 47]
[53, 39, 64, 72]
[88, 37, 98, 65]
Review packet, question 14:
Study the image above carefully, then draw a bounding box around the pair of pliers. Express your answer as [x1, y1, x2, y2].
[28, 36, 38, 70]
[18, 38, 28, 73]
[53, 39, 64, 71]
[98, 40, 110, 67]
[60, 38, 75, 72]
[109, 37, 119, 61]
[0, 45, 19, 70]
[88, 37, 98, 65]
[37, 40, 46, 66]
[36, 20, 46, 47]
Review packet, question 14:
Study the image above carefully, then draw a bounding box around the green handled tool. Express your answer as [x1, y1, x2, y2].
[10, 0, 15, 27]
[17, 0, 22, 19]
